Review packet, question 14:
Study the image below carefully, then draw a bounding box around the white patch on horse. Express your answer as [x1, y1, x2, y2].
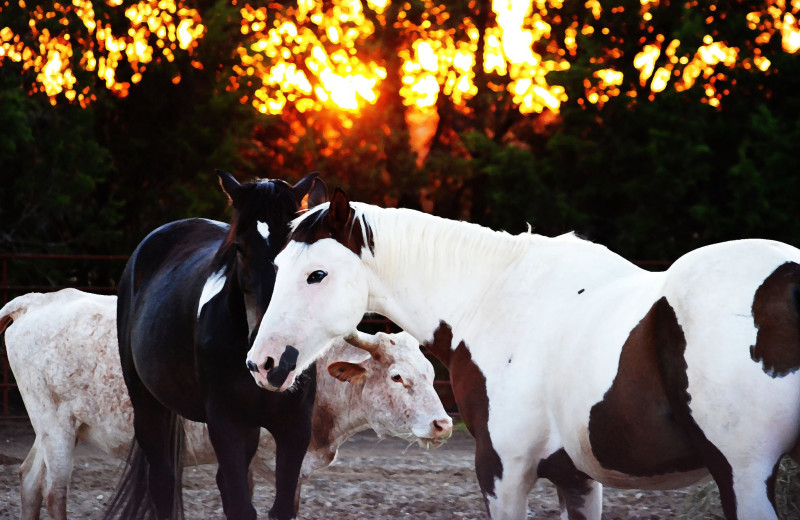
[257, 221, 270, 244]
[197, 268, 227, 317]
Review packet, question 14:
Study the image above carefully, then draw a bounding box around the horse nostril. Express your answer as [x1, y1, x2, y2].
[264, 357, 275, 371]
[246, 360, 259, 372]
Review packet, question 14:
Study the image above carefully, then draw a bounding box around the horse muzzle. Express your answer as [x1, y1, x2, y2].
[246, 345, 298, 391]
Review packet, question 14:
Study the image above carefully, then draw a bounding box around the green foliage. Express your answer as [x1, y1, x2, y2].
[0, 73, 117, 253]
[2, 0, 800, 278]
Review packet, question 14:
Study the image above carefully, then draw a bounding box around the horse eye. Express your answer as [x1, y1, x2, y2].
[391, 374, 403, 383]
[307, 270, 327, 284]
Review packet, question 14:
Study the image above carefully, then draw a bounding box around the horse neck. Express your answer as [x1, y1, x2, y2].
[361, 207, 536, 344]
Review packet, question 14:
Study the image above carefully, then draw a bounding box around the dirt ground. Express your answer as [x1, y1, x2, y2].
[1, 418, 720, 519]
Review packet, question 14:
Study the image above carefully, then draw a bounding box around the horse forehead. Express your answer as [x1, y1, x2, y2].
[291, 210, 372, 256]
[278, 238, 359, 269]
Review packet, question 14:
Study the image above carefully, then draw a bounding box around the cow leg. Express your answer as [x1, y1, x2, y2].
[207, 419, 260, 520]
[19, 438, 45, 520]
[40, 431, 76, 520]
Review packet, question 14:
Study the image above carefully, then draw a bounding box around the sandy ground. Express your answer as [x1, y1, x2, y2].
[0, 418, 726, 519]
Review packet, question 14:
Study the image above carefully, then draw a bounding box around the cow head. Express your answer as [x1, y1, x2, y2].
[328, 331, 453, 447]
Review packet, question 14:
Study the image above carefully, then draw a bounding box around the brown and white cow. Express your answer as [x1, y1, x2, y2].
[0, 289, 452, 520]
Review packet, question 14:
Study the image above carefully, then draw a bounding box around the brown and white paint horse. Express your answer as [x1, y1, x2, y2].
[0, 288, 451, 520]
[245, 189, 800, 520]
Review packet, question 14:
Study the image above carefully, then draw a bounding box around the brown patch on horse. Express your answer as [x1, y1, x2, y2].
[425, 321, 502, 505]
[653, 297, 738, 520]
[588, 297, 703, 477]
[537, 449, 593, 520]
[422, 320, 454, 366]
[750, 262, 800, 378]
[291, 189, 374, 257]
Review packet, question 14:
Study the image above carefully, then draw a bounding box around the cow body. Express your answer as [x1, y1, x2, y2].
[1, 289, 451, 520]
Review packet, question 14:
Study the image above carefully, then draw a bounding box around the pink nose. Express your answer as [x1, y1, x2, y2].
[432, 417, 453, 438]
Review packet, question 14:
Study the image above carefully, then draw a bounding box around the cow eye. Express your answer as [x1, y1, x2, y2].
[391, 374, 403, 383]
[307, 270, 327, 284]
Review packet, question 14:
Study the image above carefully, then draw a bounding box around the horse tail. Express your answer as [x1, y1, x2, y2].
[101, 414, 186, 520]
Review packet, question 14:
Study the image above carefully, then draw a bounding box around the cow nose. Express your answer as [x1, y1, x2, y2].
[246, 360, 259, 372]
[432, 417, 453, 438]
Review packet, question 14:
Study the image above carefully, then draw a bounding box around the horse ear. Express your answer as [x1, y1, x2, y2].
[327, 361, 367, 385]
[217, 170, 241, 206]
[327, 188, 352, 231]
[306, 178, 328, 209]
[292, 171, 319, 198]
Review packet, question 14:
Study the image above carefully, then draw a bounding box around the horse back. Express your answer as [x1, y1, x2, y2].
[565, 239, 800, 488]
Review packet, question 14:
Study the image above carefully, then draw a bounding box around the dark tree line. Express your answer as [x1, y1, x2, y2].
[1, 0, 800, 292]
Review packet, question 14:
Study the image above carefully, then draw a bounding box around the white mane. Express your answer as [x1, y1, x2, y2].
[355, 203, 539, 279]
[293, 202, 595, 284]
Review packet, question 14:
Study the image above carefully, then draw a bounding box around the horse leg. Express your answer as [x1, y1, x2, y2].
[553, 481, 602, 520]
[270, 426, 311, 520]
[130, 390, 182, 519]
[718, 459, 781, 520]
[469, 430, 534, 520]
[537, 448, 602, 520]
[19, 438, 45, 520]
[206, 420, 260, 520]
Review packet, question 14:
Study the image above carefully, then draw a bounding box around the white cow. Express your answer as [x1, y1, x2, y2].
[0, 289, 452, 520]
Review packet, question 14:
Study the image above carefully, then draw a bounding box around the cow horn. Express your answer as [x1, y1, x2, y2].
[344, 330, 379, 353]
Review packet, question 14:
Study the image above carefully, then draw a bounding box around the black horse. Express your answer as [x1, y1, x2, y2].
[105, 171, 327, 520]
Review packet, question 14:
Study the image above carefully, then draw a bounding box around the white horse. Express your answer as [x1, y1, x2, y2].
[245, 189, 800, 520]
[0, 288, 451, 520]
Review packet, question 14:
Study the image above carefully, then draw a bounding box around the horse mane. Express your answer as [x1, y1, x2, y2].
[358, 204, 543, 280]
[212, 179, 303, 273]
[293, 202, 553, 283]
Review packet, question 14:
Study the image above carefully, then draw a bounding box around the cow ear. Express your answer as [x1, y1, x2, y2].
[327, 361, 367, 385]
[217, 170, 241, 206]
[327, 188, 352, 231]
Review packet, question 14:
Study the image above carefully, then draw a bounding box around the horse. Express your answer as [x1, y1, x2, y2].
[244, 188, 800, 520]
[107, 171, 327, 520]
[0, 288, 451, 520]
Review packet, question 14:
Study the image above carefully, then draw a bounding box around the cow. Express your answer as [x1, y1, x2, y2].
[0, 288, 452, 520]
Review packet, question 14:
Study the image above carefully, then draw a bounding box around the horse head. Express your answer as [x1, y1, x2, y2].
[246, 188, 373, 391]
[213, 171, 327, 342]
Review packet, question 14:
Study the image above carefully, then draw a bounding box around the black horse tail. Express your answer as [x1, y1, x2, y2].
[100, 413, 186, 520]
